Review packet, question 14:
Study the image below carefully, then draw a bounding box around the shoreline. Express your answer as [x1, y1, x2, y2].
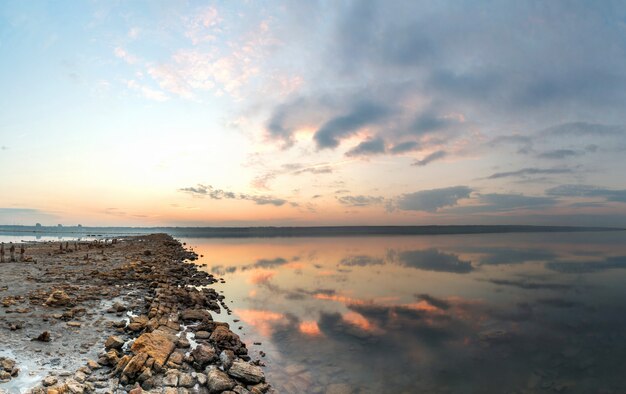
[0, 234, 272, 394]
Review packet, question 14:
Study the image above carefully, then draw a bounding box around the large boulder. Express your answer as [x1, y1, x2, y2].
[130, 330, 176, 367]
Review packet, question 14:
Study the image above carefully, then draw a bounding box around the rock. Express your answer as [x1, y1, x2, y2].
[128, 315, 149, 332]
[67, 321, 82, 328]
[108, 302, 127, 313]
[43, 376, 58, 386]
[33, 331, 51, 342]
[192, 344, 217, 367]
[122, 353, 149, 378]
[196, 373, 207, 386]
[180, 309, 212, 322]
[178, 373, 195, 387]
[105, 335, 125, 350]
[195, 331, 211, 339]
[206, 368, 236, 393]
[65, 378, 85, 394]
[44, 290, 72, 307]
[163, 370, 179, 387]
[220, 350, 235, 371]
[131, 330, 176, 367]
[227, 361, 264, 384]
[210, 326, 244, 352]
[0, 358, 15, 372]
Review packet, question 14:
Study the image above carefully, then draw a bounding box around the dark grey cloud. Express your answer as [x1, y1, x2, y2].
[339, 255, 384, 267]
[545, 185, 626, 203]
[537, 149, 583, 160]
[543, 122, 626, 138]
[397, 249, 473, 273]
[336, 195, 384, 207]
[314, 101, 391, 149]
[389, 141, 420, 154]
[412, 150, 446, 166]
[415, 294, 451, 310]
[345, 137, 386, 157]
[179, 184, 287, 206]
[485, 167, 573, 180]
[485, 278, 572, 291]
[545, 256, 626, 274]
[396, 186, 472, 212]
[266, 1, 626, 170]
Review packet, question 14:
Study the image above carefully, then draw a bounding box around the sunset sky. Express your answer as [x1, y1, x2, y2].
[1, 1, 626, 227]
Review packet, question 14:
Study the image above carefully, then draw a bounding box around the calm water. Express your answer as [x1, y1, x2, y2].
[180, 231, 626, 394]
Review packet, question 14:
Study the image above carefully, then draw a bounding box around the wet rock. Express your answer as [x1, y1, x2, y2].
[227, 361, 264, 384]
[105, 335, 125, 350]
[206, 368, 236, 393]
[192, 344, 217, 367]
[43, 376, 58, 386]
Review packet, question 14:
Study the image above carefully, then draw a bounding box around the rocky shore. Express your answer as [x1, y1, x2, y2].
[0, 234, 273, 394]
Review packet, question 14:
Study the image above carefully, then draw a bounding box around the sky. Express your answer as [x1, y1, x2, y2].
[1, 0, 626, 227]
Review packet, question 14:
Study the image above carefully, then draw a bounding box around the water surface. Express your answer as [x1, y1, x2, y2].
[182, 231, 626, 393]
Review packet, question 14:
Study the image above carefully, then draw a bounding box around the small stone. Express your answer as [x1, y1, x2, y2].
[33, 331, 51, 342]
[43, 376, 58, 387]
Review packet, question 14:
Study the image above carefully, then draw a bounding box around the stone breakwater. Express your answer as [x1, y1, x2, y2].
[0, 234, 273, 394]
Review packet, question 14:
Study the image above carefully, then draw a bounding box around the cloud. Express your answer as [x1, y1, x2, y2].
[543, 122, 626, 138]
[339, 255, 384, 267]
[396, 186, 472, 212]
[485, 167, 573, 180]
[336, 195, 384, 207]
[412, 150, 446, 166]
[314, 101, 391, 149]
[545, 256, 626, 274]
[536, 149, 583, 159]
[485, 278, 572, 291]
[415, 294, 451, 310]
[389, 141, 420, 154]
[545, 185, 626, 203]
[126, 80, 168, 101]
[397, 249, 473, 273]
[346, 137, 386, 157]
[179, 184, 288, 206]
[451, 193, 558, 213]
[114, 47, 138, 64]
[0, 208, 58, 224]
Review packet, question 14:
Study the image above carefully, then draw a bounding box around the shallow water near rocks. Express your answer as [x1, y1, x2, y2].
[182, 231, 626, 393]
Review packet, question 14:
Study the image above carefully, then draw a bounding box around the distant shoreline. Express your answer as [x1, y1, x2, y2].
[0, 225, 623, 238]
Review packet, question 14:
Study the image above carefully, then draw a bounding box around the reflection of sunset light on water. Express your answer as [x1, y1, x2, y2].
[234, 309, 285, 337]
[298, 320, 323, 336]
[342, 311, 382, 333]
[248, 270, 275, 284]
